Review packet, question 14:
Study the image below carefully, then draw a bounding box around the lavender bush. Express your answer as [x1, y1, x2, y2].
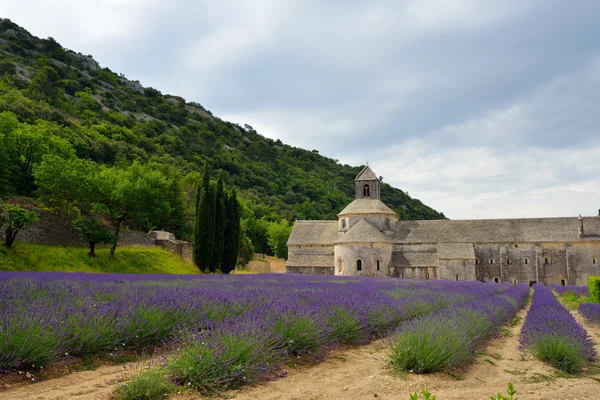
[519, 284, 595, 373]
[389, 283, 529, 373]
[579, 302, 600, 326]
[549, 284, 589, 297]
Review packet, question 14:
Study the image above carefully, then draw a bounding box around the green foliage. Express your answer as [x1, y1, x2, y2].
[212, 171, 226, 269]
[266, 219, 292, 259]
[531, 335, 589, 373]
[113, 368, 175, 400]
[0, 243, 200, 274]
[33, 155, 97, 215]
[0, 200, 38, 248]
[94, 162, 170, 257]
[490, 382, 518, 400]
[409, 389, 437, 400]
[588, 276, 600, 304]
[222, 189, 241, 274]
[194, 163, 215, 272]
[73, 215, 115, 256]
[237, 225, 254, 267]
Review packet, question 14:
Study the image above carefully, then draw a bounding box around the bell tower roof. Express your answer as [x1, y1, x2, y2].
[355, 165, 378, 181]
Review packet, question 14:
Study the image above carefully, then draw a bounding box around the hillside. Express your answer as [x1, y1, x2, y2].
[0, 243, 200, 274]
[0, 18, 445, 246]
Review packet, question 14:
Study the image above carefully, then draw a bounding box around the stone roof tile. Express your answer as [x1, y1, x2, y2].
[335, 219, 391, 244]
[356, 165, 378, 181]
[338, 199, 396, 216]
[287, 220, 339, 246]
[437, 243, 475, 259]
[392, 251, 438, 267]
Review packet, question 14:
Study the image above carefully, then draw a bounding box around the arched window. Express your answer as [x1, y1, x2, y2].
[340, 219, 346, 229]
[475, 257, 480, 265]
[544, 257, 550, 265]
[494, 277, 499, 283]
[512, 278, 518, 285]
[560, 278, 567, 286]
[385, 218, 391, 229]
[376, 259, 381, 271]
[356, 259, 362, 271]
[506, 258, 512, 265]
[338, 258, 343, 273]
[593, 256, 598, 265]
[523, 257, 530, 265]
[489, 257, 494, 265]
[426, 272, 430, 280]
[455, 275, 459, 281]
[362, 184, 370, 197]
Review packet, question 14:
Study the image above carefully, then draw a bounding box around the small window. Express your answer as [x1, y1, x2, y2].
[593, 256, 598, 265]
[512, 278, 518, 285]
[494, 277, 499, 283]
[524, 257, 530, 265]
[506, 258, 512, 265]
[475, 257, 480, 265]
[362, 184, 370, 197]
[376, 259, 380, 271]
[560, 278, 567, 286]
[385, 218, 391, 229]
[455, 275, 459, 281]
[340, 219, 346, 229]
[426, 272, 430, 280]
[338, 258, 343, 273]
[544, 257, 550, 265]
[489, 257, 494, 265]
[356, 259, 362, 271]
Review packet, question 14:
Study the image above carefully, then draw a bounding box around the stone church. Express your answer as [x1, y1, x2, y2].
[286, 166, 600, 286]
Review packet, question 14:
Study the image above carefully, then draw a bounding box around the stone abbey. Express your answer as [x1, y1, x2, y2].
[286, 166, 600, 285]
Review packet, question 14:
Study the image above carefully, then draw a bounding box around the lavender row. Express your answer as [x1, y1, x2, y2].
[0, 273, 503, 373]
[519, 284, 595, 373]
[549, 284, 589, 297]
[388, 283, 530, 373]
[578, 303, 600, 326]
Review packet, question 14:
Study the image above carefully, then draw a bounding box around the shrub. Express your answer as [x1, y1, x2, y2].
[112, 369, 174, 400]
[588, 276, 600, 304]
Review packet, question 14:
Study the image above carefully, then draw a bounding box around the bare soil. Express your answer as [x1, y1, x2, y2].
[1, 306, 599, 400]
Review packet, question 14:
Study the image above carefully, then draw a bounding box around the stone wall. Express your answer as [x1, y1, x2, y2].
[287, 266, 335, 275]
[334, 242, 392, 277]
[16, 210, 155, 247]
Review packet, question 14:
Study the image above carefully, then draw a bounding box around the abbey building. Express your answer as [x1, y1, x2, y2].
[286, 166, 600, 285]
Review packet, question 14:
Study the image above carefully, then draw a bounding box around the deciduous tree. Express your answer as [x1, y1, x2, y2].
[73, 215, 115, 257]
[0, 200, 38, 248]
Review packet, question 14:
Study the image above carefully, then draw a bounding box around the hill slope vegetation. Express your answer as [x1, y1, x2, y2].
[0, 18, 445, 249]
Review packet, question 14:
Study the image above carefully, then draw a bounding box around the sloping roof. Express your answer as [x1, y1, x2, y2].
[392, 217, 600, 243]
[338, 199, 396, 216]
[355, 165, 378, 181]
[335, 219, 391, 244]
[392, 251, 438, 267]
[287, 254, 333, 267]
[438, 243, 475, 259]
[287, 220, 339, 246]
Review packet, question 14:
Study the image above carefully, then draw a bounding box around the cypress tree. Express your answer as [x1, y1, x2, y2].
[211, 171, 226, 271]
[193, 162, 216, 272]
[222, 188, 241, 274]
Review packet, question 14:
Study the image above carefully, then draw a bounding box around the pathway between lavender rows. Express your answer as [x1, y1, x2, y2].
[2, 296, 598, 400]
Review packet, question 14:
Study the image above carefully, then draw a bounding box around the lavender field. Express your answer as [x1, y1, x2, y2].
[0, 273, 531, 395]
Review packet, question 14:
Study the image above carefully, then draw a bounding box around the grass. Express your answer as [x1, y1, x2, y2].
[113, 368, 175, 400]
[0, 243, 199, 274]
[559, 292, 590, 310]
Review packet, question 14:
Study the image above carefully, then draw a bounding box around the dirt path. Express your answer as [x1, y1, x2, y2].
[2, 304, 599, 400]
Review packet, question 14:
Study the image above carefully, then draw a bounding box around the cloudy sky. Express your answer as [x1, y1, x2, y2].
[2, 0, 600, 219]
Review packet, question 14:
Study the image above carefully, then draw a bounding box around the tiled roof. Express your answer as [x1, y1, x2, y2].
[287, 220, 339, 246]
[335, 219, 391, 244]
[287, 254, 333, 267]
[338, 199, 396, 216]
[392, 251, 438, 267]
[356, 165, 378, 181]
[392, 216, 600, 243]
[437, 243, 475, 259]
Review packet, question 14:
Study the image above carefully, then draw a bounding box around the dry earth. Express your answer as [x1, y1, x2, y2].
[1, 305, 599, 400]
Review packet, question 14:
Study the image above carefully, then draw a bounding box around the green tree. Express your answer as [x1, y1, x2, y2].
[73, 215, 115, 257]
[33, 155, 97, 216]
[222, 188, 241, 274]
[0, 200, 38, 248]
[193, 162, 216, 271]
[237, 225, 255, 268]
[211, 171, 226, 270]
[94, 162, 170, 257]
[267, 219, 292, 259]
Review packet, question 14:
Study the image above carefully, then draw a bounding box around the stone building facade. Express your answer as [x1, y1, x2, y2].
[287, 166, 600, 285]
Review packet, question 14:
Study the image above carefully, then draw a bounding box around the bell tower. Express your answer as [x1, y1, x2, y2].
[355, 165, 380, 200]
